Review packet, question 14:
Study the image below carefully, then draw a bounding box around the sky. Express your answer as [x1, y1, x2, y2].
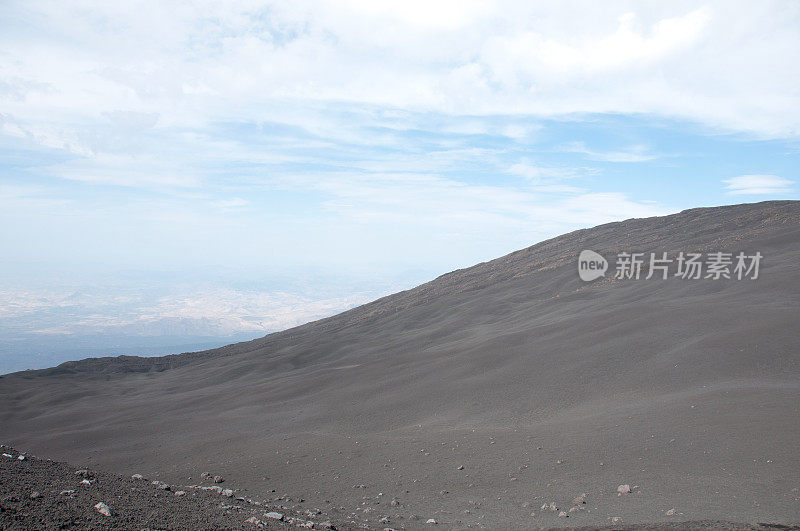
[1, 0, 799, 372]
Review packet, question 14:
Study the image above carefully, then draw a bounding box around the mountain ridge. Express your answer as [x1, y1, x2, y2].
[6, 199, 797, 379]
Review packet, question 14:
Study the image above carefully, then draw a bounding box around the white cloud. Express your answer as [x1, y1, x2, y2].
[559, 142, 659, 162]
[261, 172, 668, 255]
[1, 0, 798, 146]
[214, 198, 249, 210]
[724, 175, 795, 195]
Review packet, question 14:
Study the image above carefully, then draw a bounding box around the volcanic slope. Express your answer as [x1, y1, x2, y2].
[1, 200, 799, 529]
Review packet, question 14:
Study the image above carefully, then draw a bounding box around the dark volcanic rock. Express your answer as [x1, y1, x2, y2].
[0, 445, 347, 530]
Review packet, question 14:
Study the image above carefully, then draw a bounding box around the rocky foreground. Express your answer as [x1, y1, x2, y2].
[2, 445, 797, 530]
[0, 444, 346, 530]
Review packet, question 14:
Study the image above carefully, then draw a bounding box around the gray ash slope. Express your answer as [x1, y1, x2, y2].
[1, 200, 799, 529]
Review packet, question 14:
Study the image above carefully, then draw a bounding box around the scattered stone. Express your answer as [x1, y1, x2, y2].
[131, 474, 145, 480]
[666, 508, 676, 516]
[2, 453, 13, 458]
[530, 511, 536, 517]
[213, 475, 225, 483]
[426, 518, 437, 524]
[94, 502, 112, 517]
[264, 511, 284, 521]
[558, 511, 568, 518]
[246, 516, 261, 525]
[60, 489, 75, 496]
[572, 495, 586, 505]
[75, 469, 90, 477]
[617, 484, 632, 495]
[80, 479, 92, 486]
[174, 490, 186, 497]
[457, 465, 464, 470]
[201, 472, 212, 479]
[30, 491, 42, 499]
[222, 489, 234, 497]
[154, 481, 171, 490]
[610, 516, 623, 524]
[380, 516, 389, 523]
[390, 498, 401, 507]
[17, 455, 25, 461]
[569, 506, 582, 513]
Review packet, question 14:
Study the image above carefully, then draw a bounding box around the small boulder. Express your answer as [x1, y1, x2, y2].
[30, 491, 42, 500]
[666, 508, 676, 516]
[131, 473, 145, 480]
[617, 484, 631, 495]
[222, 489, 234, 497]
[94, 502, 112, 517]
[246, 516, 261, 525]
[558, 511, 568, 518]
[213, 475, 225, 483]
[426, 518, 437, 524]
[264, 512, 284, 521]
[174, 490, 186, 497]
